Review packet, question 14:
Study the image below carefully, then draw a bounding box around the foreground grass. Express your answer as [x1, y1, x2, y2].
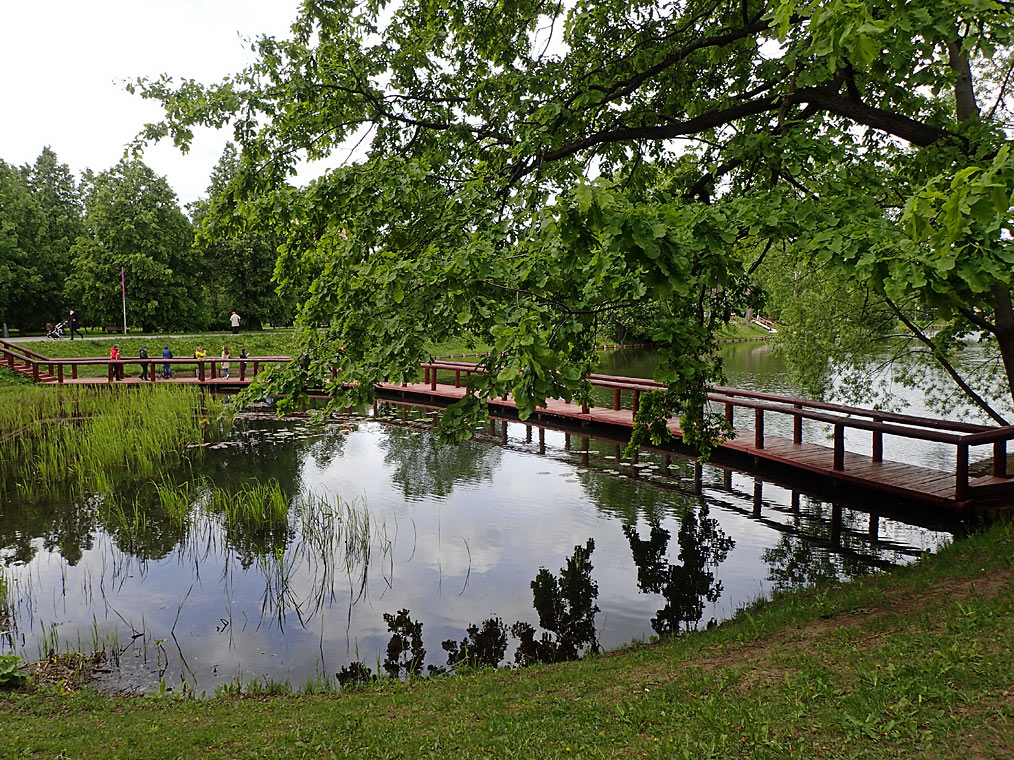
[1, 521, 1011, 759]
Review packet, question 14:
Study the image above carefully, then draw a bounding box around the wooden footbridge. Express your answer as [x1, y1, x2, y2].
[4, 339, 1013, 509]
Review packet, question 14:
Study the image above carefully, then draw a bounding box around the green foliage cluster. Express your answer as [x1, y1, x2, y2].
[130, 0, 1014, 438]
[0, 655, 26, 690]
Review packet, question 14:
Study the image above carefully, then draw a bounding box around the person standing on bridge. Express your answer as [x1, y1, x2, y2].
[229, 311, 241, 334]
[162, 345, 173, 378]
[109, 344, 122, 381]
[139, 346, 150, 381]
[220, 346, 231, 379]
[68, 309, 80, 340]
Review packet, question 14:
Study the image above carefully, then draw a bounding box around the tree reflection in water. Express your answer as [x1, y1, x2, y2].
[763, 498, 873, 591]
[624, 504, 734, 635]
[378, 423, 501, 499]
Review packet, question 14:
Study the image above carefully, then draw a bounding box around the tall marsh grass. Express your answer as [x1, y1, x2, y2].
[0, 386, 223, 497]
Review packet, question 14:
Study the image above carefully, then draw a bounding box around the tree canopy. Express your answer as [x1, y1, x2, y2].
[135, 0, 1014, 435]
[67, 159, 202, 332]
[191, 143, 296, 330]
[0, 148, 82, 332]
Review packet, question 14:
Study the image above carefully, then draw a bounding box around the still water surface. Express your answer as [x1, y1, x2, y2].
[0, 344, 958, 693]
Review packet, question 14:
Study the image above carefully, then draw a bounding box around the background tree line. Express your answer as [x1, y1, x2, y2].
[0, 145, 295, 334]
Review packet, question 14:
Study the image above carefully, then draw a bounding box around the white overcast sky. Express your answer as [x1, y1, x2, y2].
[1, 0, 303, 206]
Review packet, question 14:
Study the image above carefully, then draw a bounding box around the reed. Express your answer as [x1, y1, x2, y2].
[0, 386, 219, 498]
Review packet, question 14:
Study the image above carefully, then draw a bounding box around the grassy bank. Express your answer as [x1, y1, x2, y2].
[1, 520, 1010, 759]
[717, 316, 774, 341]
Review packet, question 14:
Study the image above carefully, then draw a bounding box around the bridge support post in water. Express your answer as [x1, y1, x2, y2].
[501, 421, 508, 444]
[791, 490, 800, 513]
[538, 427, 545, 455]
[582, 437, 590, 467]
[753, 480, 763, 516]
[663, 454, 671, 476]
[869, 513, 880, 540]
[694, 462, 702, 494]
[525, 425, 532, 443]
[723, 468, 732, 490]
[831, 503, 843, 547]
[833, 424, 845, 470]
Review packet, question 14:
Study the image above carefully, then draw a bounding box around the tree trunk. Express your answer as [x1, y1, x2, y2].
[992, 285, 1014, 411]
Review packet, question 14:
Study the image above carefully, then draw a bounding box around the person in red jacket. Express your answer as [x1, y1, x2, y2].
[109, 344, 122, 381]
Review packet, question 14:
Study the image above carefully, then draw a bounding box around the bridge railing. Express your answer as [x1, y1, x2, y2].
[0, 342, 290, 384]
[419, 360, 1014, 501]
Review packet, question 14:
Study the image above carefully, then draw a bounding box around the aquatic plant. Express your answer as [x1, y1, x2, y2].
[0, 385, 222, 499]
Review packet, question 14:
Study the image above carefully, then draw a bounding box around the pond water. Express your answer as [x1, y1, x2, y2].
[0, 344, 961, 694]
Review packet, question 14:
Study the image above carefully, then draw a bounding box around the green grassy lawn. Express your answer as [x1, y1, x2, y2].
[716, 316, 775, 341]
[1, 520, 1011, 759]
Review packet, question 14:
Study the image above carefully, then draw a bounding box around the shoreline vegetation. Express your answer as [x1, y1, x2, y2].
[0, 520, 1009, 758]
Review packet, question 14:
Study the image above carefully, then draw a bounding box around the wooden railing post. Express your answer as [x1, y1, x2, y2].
[72, 364, 77, 379]
[198, 362, 206, 382]
[754, 408, 764, 449]
[872, 416, 883, 462]
[454, 370, 461, 388]
[430, 368, 437, 391]
[994, 441, 1007, 478]
[57, 365, 64, 384]
[423, 367, 430, 385]
[793, 403, 802, 444]
[210, 361, 217, 379]
[632, 390, 640, 415]
[107, 362, 113, 383]
[32, 362, 39, 383]
[252, 360, 260, 377]
[833, 423, 845, 470]
[725, 402, 734, 427]
[955, 443, 969, 499]
[239, 362, 245, 382]
[613, 388, 621, 410]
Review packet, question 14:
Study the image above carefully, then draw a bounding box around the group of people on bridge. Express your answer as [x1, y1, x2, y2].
[108, 343, 248, 381]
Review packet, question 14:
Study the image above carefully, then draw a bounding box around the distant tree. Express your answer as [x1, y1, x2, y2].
[66, 159, 203, 332]
[0, 161, 49, 331]
[191, 143, 296, 329]
[24, 147, 84, 318]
